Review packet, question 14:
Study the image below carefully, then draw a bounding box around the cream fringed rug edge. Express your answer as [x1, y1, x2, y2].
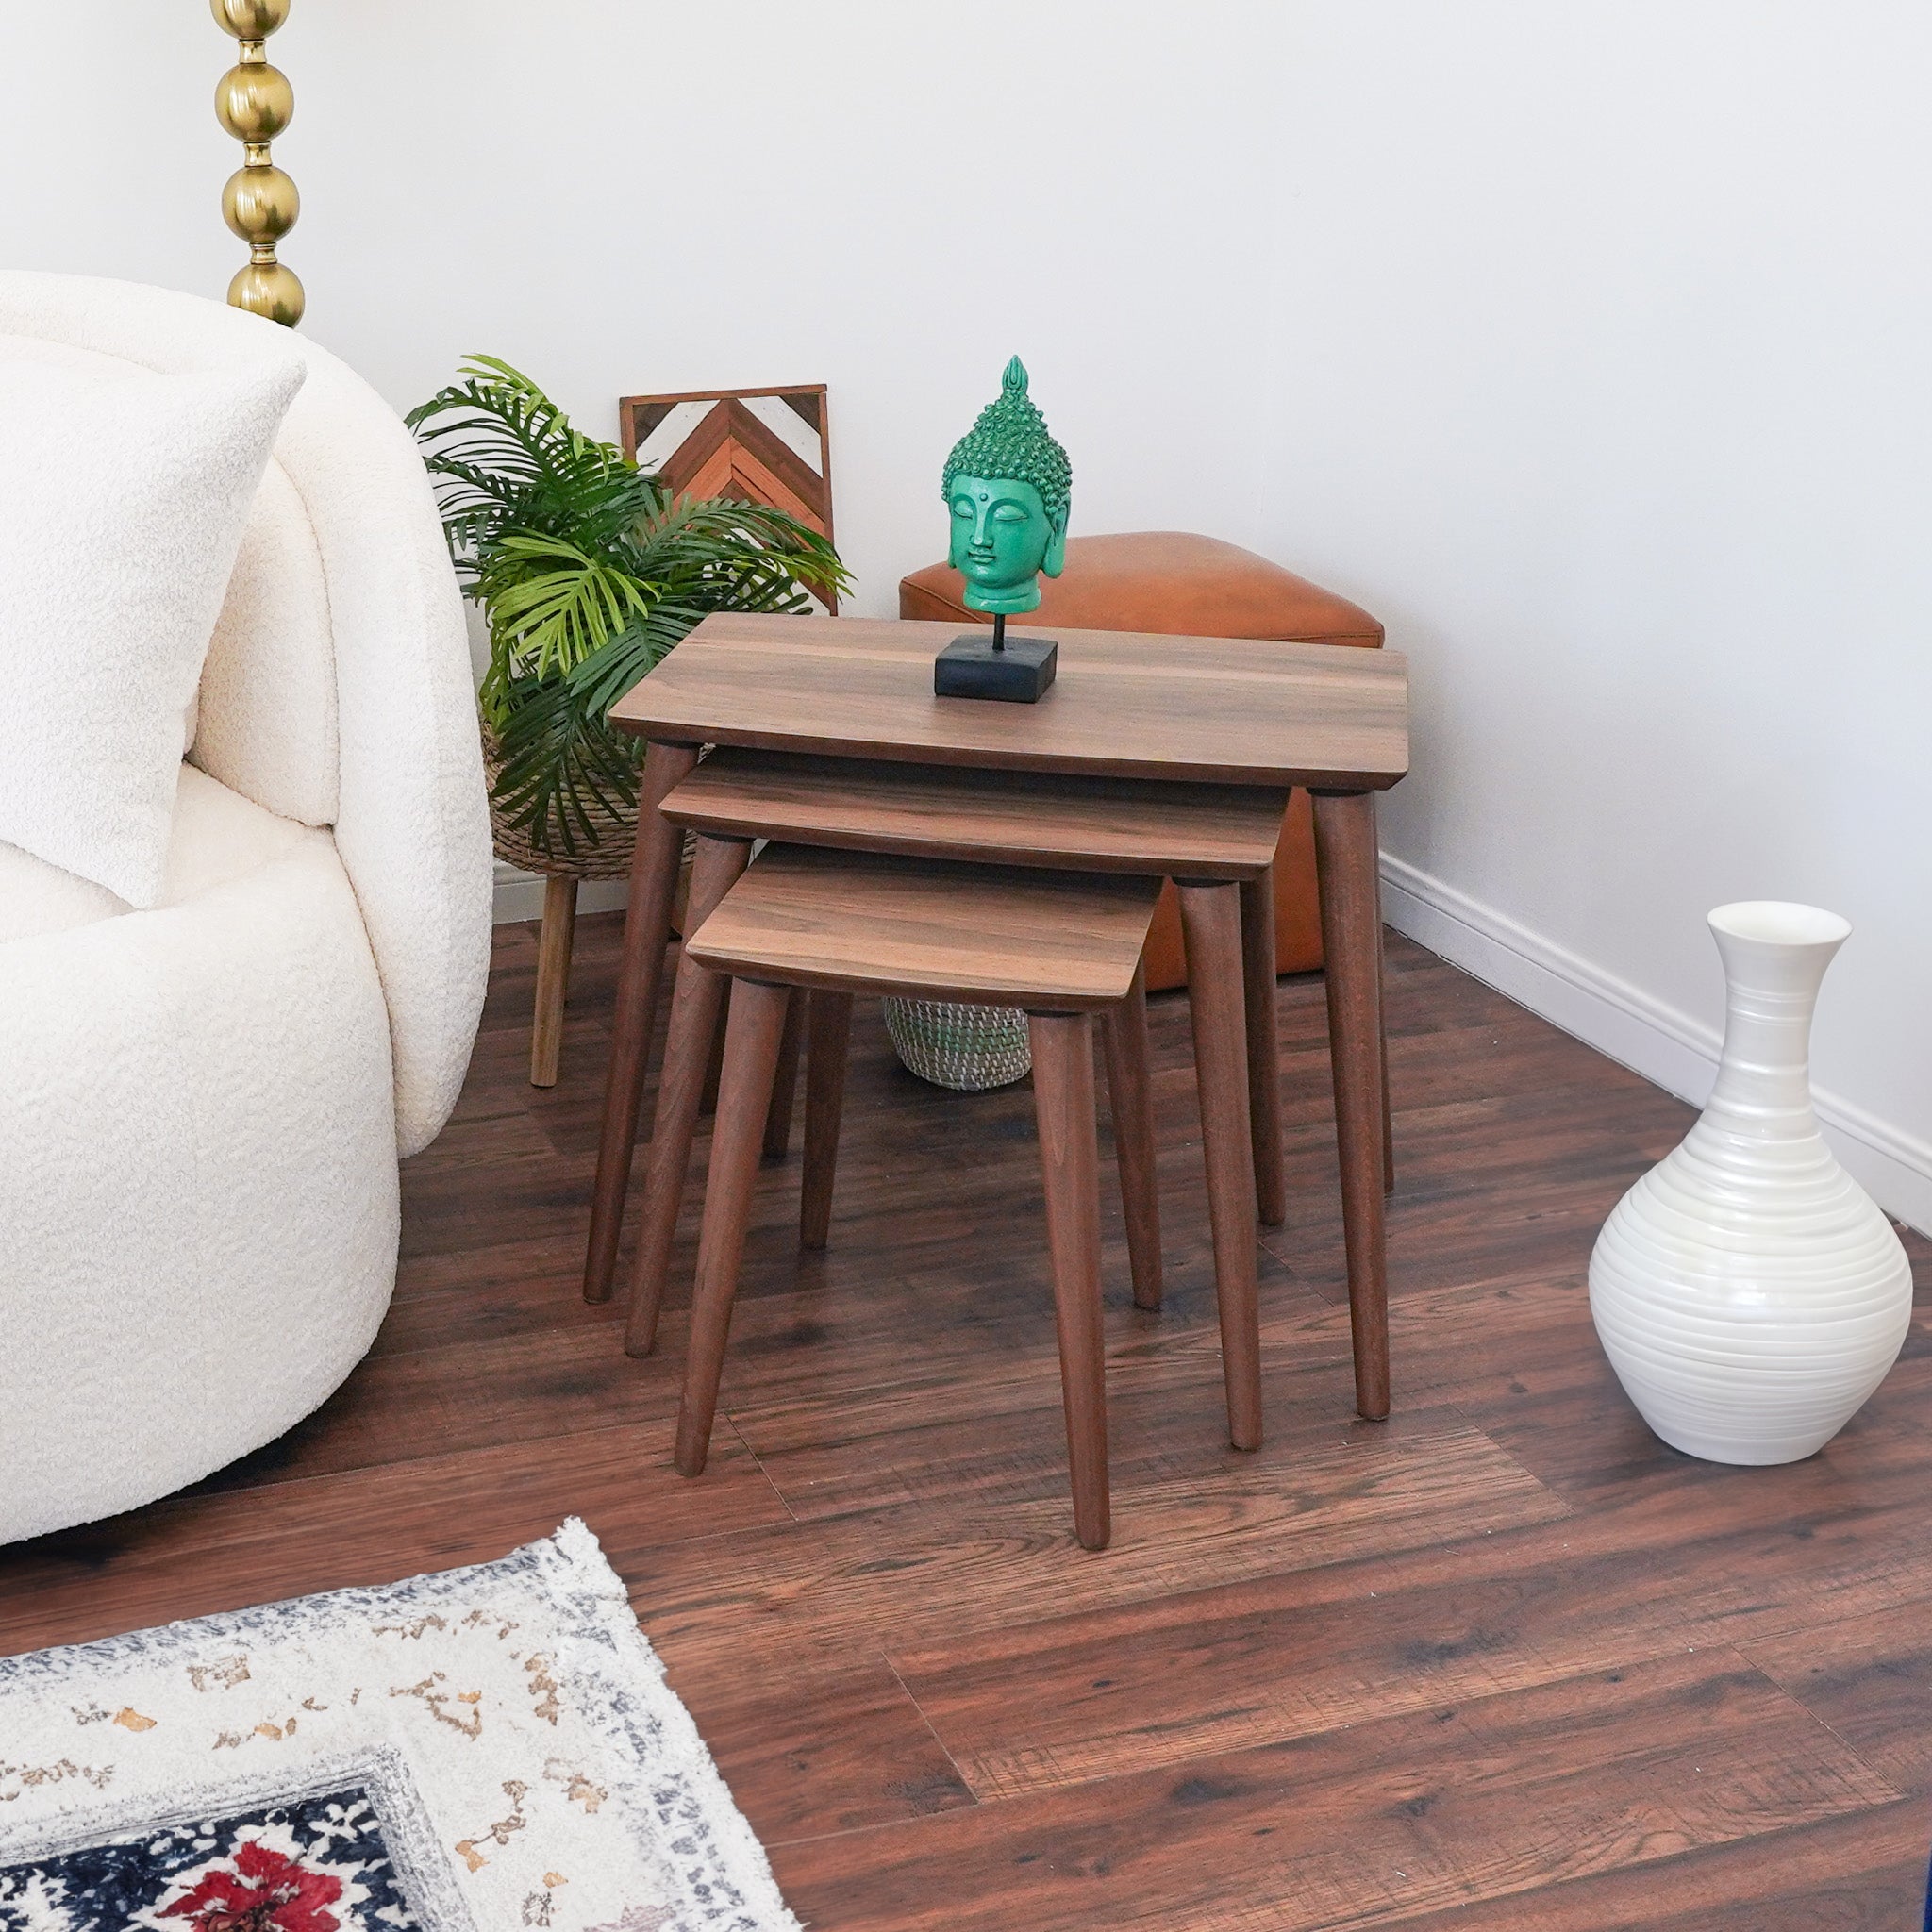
[0, 1519, 797, 1932]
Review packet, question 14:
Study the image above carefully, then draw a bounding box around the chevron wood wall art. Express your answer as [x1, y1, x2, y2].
[619, 384, 838, 611]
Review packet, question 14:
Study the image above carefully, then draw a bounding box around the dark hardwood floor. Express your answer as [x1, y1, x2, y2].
[6, 915, 1930, 1929]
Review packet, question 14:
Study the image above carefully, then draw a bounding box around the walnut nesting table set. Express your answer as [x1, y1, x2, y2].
[582, 611, 1409, 1549]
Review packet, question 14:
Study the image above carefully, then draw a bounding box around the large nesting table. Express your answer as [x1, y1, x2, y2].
[584, 611, 1409, 1418]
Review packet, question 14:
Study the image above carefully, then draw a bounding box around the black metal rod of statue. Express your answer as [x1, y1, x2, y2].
[933, 357, 1071, 703]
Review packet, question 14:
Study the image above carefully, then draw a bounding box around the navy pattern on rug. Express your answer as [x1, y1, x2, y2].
[0, 1786, 415, 1931]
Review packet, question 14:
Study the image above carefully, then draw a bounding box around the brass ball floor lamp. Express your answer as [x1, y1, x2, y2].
[211, 0, 302, 325]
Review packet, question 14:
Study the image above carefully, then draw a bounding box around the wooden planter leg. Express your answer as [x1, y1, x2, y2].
[529, 874, 579, 1089]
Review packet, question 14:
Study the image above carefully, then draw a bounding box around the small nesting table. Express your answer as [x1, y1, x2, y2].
[584, 611, 1409, 1418]
[676, 843, 1171, 1549]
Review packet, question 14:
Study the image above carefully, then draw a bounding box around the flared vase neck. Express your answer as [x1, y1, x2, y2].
[1701, 904, 1848, 1143]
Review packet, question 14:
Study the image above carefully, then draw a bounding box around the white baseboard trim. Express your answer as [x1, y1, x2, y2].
[485, 843, 1930, 1234]
[1380, 853, 1932, 1237]
[491, 861, 629, 926]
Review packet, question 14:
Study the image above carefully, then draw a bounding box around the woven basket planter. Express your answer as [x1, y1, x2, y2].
[883, 998, 1031, 1091]
[481, 725, 640, 882]
[484, 724, 1026, 1091]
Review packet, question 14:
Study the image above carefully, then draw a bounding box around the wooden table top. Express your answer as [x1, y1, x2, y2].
[610, 612, 1408, 790]
[662, 749, 1290, 878]
[686, 843, 1164, 1009]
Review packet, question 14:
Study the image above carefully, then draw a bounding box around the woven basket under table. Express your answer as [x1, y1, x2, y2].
[883, 998, 1032, 1091]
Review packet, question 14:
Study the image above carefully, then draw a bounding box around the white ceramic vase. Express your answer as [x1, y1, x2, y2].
[1589, 901, 1911, 1464]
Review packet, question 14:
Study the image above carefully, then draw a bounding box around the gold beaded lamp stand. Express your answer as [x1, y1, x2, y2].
[211, 0, 303, 326]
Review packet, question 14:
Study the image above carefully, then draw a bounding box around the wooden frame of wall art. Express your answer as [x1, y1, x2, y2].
[618, 383, 838, 612]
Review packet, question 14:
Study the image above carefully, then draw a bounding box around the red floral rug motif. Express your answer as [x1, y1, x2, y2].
[162, 1840, 344, 1932]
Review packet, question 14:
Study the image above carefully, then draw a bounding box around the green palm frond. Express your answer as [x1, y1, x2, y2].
[412, 356, 854, 857]
[408, 355, 655, 563]
[407, 355, 625, 498]
[565, 604, 707, 721]
[477, 534, 660, 686]
[628, 493, 846, 608]
[488, 674, 643, 861]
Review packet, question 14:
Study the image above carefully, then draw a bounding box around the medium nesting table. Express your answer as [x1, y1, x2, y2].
[583, 610, 1410, 1418]
[629, 754, 1292, 1454]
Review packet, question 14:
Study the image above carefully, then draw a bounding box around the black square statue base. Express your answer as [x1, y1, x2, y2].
[934, 634, 1058, 703]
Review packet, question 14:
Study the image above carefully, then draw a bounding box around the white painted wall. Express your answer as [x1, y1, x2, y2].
[3, 3, 1925, 1224]
[0, 1, 1287, 614]
[1266, 3, 1932, 1228]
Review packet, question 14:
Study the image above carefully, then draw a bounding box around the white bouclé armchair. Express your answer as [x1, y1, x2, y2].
[0, 274, 493, 1543]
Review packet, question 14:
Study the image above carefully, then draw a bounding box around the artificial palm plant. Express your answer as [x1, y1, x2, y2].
[408, 357, 849, 859]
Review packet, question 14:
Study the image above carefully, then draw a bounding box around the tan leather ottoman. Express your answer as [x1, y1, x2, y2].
[899, 531, 1384, 987]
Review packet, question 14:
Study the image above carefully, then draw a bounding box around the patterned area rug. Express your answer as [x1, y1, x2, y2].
[0, 1521, 796, 1932]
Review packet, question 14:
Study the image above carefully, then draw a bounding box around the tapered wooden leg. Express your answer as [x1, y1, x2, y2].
[700, 999, 728, 1118]
[623, 836, 753, 1357]
[800, 990, 854, 1250]
[1098, 961, 1162, 1310]
[1313, 790, 1391, 1421]
[1379, 916, 1395, 1196]
[528, 874, 579, 1089]
[1177, 881, 1264, 1452]
[675, 978, 790, 1477]
[1240, 866, 1287, 1225]
[763, 991, 806, 1158]
[584, 740, 700, 1304]
[1028, 1011, 1110, 1552]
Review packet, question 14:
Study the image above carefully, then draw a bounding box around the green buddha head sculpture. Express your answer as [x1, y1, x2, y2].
[941, 357, 1072, 616]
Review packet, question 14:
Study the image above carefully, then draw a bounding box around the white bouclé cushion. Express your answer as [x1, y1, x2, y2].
[0, 354, 305, 905]
[0, 761, 307, 946]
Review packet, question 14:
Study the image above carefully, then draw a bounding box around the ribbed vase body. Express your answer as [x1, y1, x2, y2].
[1589, 902, 1911, 1464]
